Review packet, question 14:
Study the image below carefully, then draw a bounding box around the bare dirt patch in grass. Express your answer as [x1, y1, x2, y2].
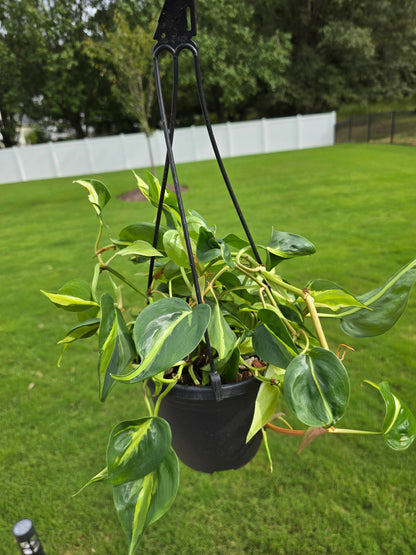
[118, 184, 188, 202]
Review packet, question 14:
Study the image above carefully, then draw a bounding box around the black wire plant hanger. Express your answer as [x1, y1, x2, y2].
[148, 0, 263, 401]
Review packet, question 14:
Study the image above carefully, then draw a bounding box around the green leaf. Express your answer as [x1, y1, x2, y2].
[163, 229, 191, 268]
[113, 447, 179, 555]
[367, 381, 416, 451]
[76, 179, 111, 217]
[98, 294, 136, 401]
[252, 309, 297, 368]
[222, 233, 249, 250]
[107, 417, 171, 485]
[214, 346, 240, 382]
[134, 172, 180, 227]
[186, 209, 211, 241]
[307, 279, 368, 311]
[114, 472, 154, 555]
[115, 240, 163, 259]
[75, 467, 108, 496]
[41, 278, 99, 312]
[196, 227, 234, 268]
[258, 308, 298, 351]
[340, 257, 416, 337]
[246, 365, 284, 442]
[58, 318, 100, 345]
[113, 298, 211, 383]
[57, 318, 100, 365]
[117, 222, 168, 252]
[145, 447, 180, 526]
[283, 348, 350, 427]
[266, 229, 316, 262]
[217, 271, 256, 304]
[143, 171, 180, 211]
[207, 301, 237, 361]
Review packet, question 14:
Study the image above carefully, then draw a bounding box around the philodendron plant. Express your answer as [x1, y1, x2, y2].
[43, 173, 416, 554]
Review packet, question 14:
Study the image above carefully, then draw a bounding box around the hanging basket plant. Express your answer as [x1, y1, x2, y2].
[42, 173, 416, 554]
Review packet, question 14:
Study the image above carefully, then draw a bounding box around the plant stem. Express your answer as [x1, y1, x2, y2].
[202, 265, 230, 298]
[180, 266, 194, 296]
[188, 365, 201, 385]
[95, 220, 104, 264]
[327, 427, 381, 435]
[265, 422, 306, 436]
[143, 381, 154, 417]
[153, 365, 184, 416]
[303, 291, 329, 350]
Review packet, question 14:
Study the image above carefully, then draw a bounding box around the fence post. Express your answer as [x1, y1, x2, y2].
[84, 138, 95, 173]
[13, 146, 27, 182]
[48, 142, 62, 177]
[296, 114, 303, 149]
[390, 111, 396, 144]
[226, 121, 234, 157]
[119, 133, 130, 169]
[261, 118, 268, 153]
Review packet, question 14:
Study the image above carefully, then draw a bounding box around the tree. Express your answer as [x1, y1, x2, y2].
[174, 0, 292, 123]
[252, 0, 416, 115]
[85, 8, 166, 170]
[37, 0, 114, 139]
[0, 0, 47, 146]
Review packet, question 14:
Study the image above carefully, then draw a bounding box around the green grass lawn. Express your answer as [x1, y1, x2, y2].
[1, 144, 416, 554]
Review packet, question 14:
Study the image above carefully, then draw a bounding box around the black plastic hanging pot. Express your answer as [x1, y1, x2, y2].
[156, 377, 262, 473]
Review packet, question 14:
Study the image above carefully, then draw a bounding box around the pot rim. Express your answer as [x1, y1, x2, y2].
[158, 375, 260, 401]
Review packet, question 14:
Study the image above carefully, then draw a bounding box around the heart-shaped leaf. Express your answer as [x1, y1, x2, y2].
[186, 209, 211, 241]
[217, 271, 256, 304]
[246, 365, 284, 442]
[58, 318, 100, 345]
[57, 317, 100, 365]
[340, 257, 416, 337]
[145, 447, 180, 526]
[98, 294, 136, 400]
[307, 279, 368, 311]
[135, 172, 180, 227]
[76, 179, 111, 218]
[113, 447, 179, 555]
[113, 298, 211, 383]
[196, 227, 234, 268]
[206, 301, 237, 361]
[283, 348, 350, 427]
[214, 346, 240, 382]
[253, 309, 297, 368]
[107, 417, 171, 485]
[163, 229, 191, 268]
[221, 233, 250, 251]
[41, 279, 99, 312]
[115, 240, 163, 259]
[366, 381, 416, 450]
[266, 229, 316, 265]
[117, 222, 168, 252]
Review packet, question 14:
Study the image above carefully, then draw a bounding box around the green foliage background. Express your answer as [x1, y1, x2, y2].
[1, 144, 415, 553]
[2, 0, 416, 145]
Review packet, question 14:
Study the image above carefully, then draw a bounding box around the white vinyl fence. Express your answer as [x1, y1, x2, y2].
[0, 111, 336, 185]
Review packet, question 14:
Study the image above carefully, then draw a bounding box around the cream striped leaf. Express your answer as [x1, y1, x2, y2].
[112, 297, 210, 383]
[107, 417, 171, 485]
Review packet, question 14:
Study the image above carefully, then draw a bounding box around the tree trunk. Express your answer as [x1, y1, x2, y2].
[69, 114, 86, 139]
[0, 110, 17, 147]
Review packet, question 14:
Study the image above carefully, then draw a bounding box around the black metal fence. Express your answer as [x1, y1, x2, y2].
[335, 110, 416, 146]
